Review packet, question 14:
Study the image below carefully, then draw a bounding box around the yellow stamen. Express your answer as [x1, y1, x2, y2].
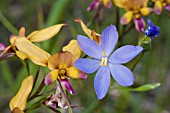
[100, 57, 108, 66]
[102, 51, 106, 56]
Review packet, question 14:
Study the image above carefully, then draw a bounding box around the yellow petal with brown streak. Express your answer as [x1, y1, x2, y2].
[48, 51, 75, 70]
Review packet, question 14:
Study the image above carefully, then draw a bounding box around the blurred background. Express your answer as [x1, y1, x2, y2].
[0, 0, 170, 113]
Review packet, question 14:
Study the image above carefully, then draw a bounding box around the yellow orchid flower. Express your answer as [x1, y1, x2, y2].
[114, 0, 153, 32]
[9, 75, 34, 112]
[87, 0, 112, 11]
[2, 24, 65, 66]
[75, 18, 101, 44]
[44, 51, 87, 94]
[152, 0, 170, 15]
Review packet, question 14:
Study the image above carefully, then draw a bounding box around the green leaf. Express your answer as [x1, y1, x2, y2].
[46, 0, 70, 26]
[128, 83, 161, 92]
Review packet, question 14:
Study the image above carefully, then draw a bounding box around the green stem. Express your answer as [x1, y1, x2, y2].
[29, 78, 45, 101]
[57, 79, 73, 113]
[0, 12, 18, 35]
[21, 60, 30, 76]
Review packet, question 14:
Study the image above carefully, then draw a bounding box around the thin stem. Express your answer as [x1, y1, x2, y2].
[115, 7, 120, 32]
[29, 78, 45, 101]
[57, 79, 73, 113]
[119, 23, 135, 46]
[29, 66, 41, 98]
[21, 60, 30, 76]
[87, 5, 102, 27]
[37, 86, 58, 97]
[0, 12, 18, 34]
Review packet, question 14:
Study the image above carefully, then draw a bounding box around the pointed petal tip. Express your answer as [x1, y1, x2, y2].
[60, 79, 75, 95]
[80, 72, 88, 79]
[0, 43, 6, 51]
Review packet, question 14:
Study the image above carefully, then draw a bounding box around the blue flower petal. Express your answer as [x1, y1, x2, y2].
[108, 63, 134, 86]
[77, 35, 102, 59]
[74, 58, 100, 73]
[94, 66, 110, 100]
[148, 19, 154, 26]
[101, 25, 118, 56]
[109, 45, 143, 64]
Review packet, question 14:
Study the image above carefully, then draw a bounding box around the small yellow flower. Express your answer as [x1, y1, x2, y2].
[114, 0, 153, 32]
[45, 51, 87, 84]
[3, 24, 65, 66]
[152, 0, 170, 14]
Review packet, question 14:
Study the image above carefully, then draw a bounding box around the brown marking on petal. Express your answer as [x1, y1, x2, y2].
[12, 107, 24, 113]
[48, 51, 75, 70]
[114, 0, 149, 11]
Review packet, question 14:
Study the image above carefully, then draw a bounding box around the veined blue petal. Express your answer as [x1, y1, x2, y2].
[109, 45, 143, 64]
[77, 35, 102, 59]
[94, 66, 110, 100]
[101, 25, 118, 56]
[108, 63, 134, 86]
[74, 58, 100, 73]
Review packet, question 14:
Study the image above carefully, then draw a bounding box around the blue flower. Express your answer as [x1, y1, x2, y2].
[144, 19, 160, 38]
[74, 25, 143, 99]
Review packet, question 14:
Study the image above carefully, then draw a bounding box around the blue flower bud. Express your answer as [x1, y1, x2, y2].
[144, 19, 160, 38]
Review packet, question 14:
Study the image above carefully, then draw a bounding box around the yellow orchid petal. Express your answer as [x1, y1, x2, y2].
[12, 107, 24, 113]
[114, 0, 149, 10]
[91, 30, 100, 44]
[16, 51, 28, 60]
[9, 75, 34, 111]
[113, 0, 125, 8]
[48, 51, 75, 70]
[62, 40, 82, 59]
[27, 24, 66, 42]
[14, 37, 51, 66]
[154, 1, 163, 15]
[75, 18, 94, 40]
[75, 18, 101, 42]
[19, 27, 26, 37]
[45, 69, 59, 85]
[10, 36, 17, 45]
[140, 7, 153, 16]
[120, 11, 133, 25]
[66, 66, 87, 79]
